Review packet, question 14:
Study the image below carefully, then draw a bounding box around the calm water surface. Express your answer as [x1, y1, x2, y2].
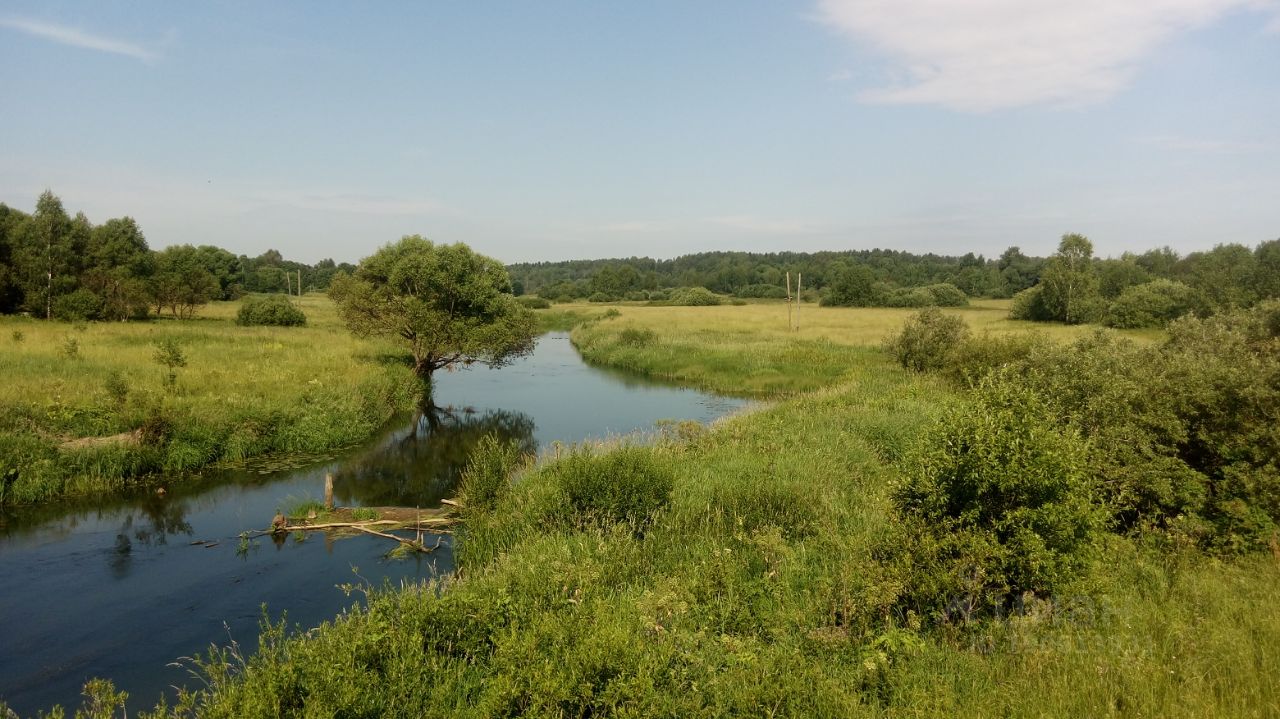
[0, 333, 745, 714]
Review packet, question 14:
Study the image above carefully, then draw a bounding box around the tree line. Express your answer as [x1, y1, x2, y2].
[0, 191, 355, 321]
[508, 236, 1280, 324]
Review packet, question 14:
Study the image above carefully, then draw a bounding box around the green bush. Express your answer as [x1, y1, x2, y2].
[53, 288, 103, 321]
[941, 332, 1046, 388]
[1009, 285, 1051, 321]
[667, 287, 722, 306]
[550, 446, 674, 528]
[1104, 279, 1204, 328]
[883, 308, 970, 372]
[587, 292, 617, 303]
[618, 327, 657, 347]
[882, 287, 935, 308]
[923, 283, 968, 307]
[891, 378, 1104, 620]
[236, 294, 307, 327]
[516, 295, 552, 309]
[458, 434, 527, 515]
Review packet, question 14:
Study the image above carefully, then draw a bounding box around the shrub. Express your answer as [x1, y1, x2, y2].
[668, 287, 722, 306]
[587, 292, 617, 303]
[891, 378, 1104, 620]
[550, 447, 674, 528]
[923, 283, 968, 307]
[153, 337, 187, 388]
[517, 296, 551, 309]
[59, 336, 80, 359]
[1104, 279, 1204, 328]
[236, 294, 307, 327]
[53, 289, 103, 321]
[882, 287, 935, 308]
[618, 327, 657, 347]
[942, 332, 1046, 388]
[1009, 285, 1051, 321]
[459, 435, 528, 514]
[883, 308, 970, 372]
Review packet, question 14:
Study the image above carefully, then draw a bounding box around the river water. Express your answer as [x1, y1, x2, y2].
[0, 333, 745, 715]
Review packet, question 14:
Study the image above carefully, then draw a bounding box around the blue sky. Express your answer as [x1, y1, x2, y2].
[1, 1, 1277, 264]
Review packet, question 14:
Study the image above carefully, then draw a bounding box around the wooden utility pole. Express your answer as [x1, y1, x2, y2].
[297, 270, 303, 297]
[795, 273, 802, 331]
[786, 272, 793, 330]
[285, 272, 292, 296]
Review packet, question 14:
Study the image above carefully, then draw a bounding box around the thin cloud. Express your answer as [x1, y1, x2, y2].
[815, 0, 1279, 112]
[0, 16, 158, 61]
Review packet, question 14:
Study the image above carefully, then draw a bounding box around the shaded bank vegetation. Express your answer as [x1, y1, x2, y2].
[36, 301, 1277, 718]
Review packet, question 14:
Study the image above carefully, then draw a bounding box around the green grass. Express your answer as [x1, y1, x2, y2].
[23, 301, 1277, 718]
[103, 353, 1280, 719]
[0, 294, 420, 504]
[569, 299, 1160, 397]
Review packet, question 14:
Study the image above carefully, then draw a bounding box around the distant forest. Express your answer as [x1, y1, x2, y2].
[3, 189, 1276, 325]
[0, 191, 353, 321]
[508, 238, 1280, 312]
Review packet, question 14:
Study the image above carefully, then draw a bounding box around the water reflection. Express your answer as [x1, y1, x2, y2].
[332, 405, 536, 507]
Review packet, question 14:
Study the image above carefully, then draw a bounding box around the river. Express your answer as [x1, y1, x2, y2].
[0, 333, 746, 715]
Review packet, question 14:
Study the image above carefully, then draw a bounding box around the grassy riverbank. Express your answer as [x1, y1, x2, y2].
[40, 302, 1271, 719]
[15, 303, 1274, 716]
[0, 295, 419, 504]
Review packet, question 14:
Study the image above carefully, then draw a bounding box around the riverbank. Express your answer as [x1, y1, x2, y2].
[0, 295, 421, 505]
[48, 304, 1276, 719]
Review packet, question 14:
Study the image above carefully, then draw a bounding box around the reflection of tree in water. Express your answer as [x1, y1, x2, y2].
[332, 406, 536, 507]
[109, 496, 194, 577]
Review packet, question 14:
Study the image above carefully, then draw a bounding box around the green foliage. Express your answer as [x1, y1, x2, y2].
[328, 236, 537, 381]
[1104, 279, 1204, 328]
[458, 434, 527, 515]
[884, 308, 971, 372]
[10, 329, 23, 343]
[235, 294, 307, 327]
[1035, 233, 1104, 324]
[550, 446, 674, 528]
[153, 337, 187, 388]
[733, 283, 788, 299]
[516, 295, 551, 309]
[587, 291, 616, 302]
[59, 335, 80, 359]
[667, 286, 722, 306]
[823, 264, 879, 306]
[1008, 284, 1051, 321]
[891, 378, 1104, 619]
[618, 327, 656, 347]
[350, 507, 379, 521]
[53, 288, 103, 321]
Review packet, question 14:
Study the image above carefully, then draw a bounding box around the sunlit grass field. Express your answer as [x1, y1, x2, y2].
[569, 299, 1161, 397]
[0, 295, 419, 504]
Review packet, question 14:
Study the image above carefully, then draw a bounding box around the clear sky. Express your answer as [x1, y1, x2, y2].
[1, 1, 1277, 264]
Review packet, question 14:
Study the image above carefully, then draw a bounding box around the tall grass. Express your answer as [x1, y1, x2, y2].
[0, 295, 420, 504]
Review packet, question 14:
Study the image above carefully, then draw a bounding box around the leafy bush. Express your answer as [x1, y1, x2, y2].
[891, 379, 1104, 620]
[1009, 285, 1051, 321]
[618, 327, 657, 347]
[550, 447, 674, 528]
[1104, 279, 1204, 328]
[923, 283, 969, 307]
[236, 294, 307, 327]
[883, 308, 970, 372]
[587, 292, 617, 303]
[667, 287, 722, 306]
[516, 296, 552, 309]
[53, 288, 103, 321]
[882, 287, 934, 308]
[458, 434, 527, 514]
[941, 332, 1046, 388]
[623, 290, 648, 301]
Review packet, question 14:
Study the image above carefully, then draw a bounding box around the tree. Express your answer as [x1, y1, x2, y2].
[15, 191, 75, 319]
[822, 264, 878, 306]
[1039, 233, 1102, 324]
[151, 245, 219, 318]
[328, 236, 537, 389]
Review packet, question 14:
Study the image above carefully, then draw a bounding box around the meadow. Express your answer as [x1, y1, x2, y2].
[0, 295, 420, 504]
[38, 299, 1275, 719]
[570, 299, 1161, 397]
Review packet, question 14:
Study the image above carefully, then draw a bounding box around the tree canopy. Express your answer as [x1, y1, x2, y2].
[329, 236, 537, 384]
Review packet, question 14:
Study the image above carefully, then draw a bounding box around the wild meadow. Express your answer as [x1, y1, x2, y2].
[43, 299, 1275, 719]
[0, 295, 419, 504]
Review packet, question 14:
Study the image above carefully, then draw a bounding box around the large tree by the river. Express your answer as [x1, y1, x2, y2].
[329, 236, 537, 389]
